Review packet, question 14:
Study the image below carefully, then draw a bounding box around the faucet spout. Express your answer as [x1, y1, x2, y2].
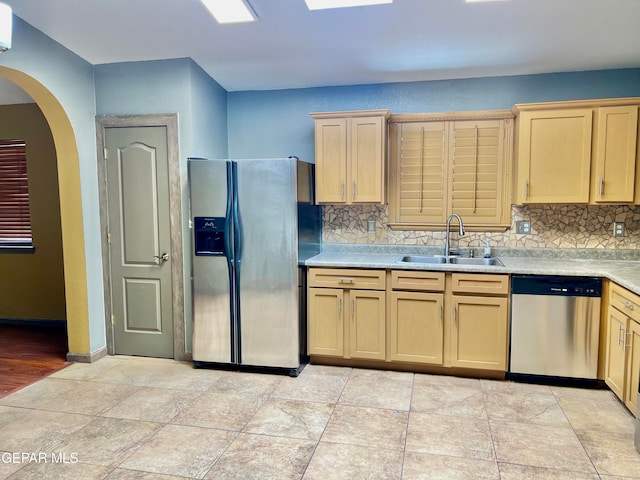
[445, 214, 465, 257]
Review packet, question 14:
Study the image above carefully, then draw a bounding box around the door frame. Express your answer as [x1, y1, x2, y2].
[96, 114, 185, 360]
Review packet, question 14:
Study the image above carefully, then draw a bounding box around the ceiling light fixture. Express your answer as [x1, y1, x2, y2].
[201, 0, 256, 24]
[305, 0, 393, 10]
[0, 2, 12, 51]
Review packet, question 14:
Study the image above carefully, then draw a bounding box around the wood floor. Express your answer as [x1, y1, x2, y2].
[0, 323, 70, 398]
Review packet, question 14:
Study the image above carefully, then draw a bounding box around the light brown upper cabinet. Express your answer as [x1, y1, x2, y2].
[592, 105, 638, 203]
[311, 110, 390, 204]
[388, 112, 513, 230]
[513, 98, 640, 205]
[514, 108, 593, 204]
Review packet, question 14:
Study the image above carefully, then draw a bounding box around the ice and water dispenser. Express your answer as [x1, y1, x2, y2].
[193, 217, 226, 256]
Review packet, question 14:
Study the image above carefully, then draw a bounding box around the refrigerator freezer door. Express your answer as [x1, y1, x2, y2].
[235, 159, 300, 368]
[189, 159, 235, 363]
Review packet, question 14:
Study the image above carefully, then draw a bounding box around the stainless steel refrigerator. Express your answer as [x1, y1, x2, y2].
[188, 157, 321, 376]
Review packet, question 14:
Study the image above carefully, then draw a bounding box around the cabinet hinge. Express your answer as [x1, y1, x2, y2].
[103, 147, 108, 160]
[110, 314, 115, 326]
[107, 232, 112, 244]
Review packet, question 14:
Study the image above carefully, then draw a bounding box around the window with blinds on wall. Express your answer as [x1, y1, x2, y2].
[0, 139, 32, 246]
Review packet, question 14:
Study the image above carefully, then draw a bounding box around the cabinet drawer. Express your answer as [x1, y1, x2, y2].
[308, 268, 386, 290]
[610, 282, 640, 323]
[451, 273, 509, 295]
[391, 270, 445, 292]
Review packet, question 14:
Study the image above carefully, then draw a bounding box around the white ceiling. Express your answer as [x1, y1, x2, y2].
[7, 0, 640, 92]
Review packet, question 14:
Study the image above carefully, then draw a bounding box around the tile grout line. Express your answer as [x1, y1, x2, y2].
[399, 372, 416, 480]
[481, 387, 503, 479]
[551, 388, 606, 478]
[298, 366, 353, 479]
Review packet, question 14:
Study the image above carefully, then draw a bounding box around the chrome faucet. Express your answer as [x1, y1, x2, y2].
[445, 213, 465, 257]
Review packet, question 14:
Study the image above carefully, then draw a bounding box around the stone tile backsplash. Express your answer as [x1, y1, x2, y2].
[322, 204, 640, 250]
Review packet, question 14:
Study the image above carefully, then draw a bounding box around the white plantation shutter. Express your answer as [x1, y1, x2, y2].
[0, 139, 32, 244]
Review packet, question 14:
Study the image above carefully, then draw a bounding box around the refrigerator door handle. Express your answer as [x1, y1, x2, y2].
[224, 162, 234, 261]
[231, 161, 243, 364]
[224, 161, 237, 364]
[232, 162, 242, 264]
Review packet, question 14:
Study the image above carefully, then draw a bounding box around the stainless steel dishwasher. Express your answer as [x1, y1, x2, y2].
[509, 275, 602, 381]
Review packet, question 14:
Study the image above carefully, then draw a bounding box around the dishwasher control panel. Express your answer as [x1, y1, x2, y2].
[511, 275, 601, 297]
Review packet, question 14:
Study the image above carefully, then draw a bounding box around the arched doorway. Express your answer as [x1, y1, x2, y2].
[0, 66, 90, 358]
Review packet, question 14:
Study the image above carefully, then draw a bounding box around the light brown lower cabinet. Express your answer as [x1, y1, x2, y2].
[450, 295, 509, 371]
[389, 290, 444, 364]
[604, 287, 640, 417]
[308, 267, 509, 373]
[307, 287, 344, 357]
[307, 269, 386, 360]
[626, 320, 640, 416]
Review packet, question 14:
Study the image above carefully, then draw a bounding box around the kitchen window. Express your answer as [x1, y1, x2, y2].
[388, 111, 514, 231]
[0, 139, 33, 250]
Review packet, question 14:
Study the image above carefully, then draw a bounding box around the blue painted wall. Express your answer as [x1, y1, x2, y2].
[228, 68, 640, 162]
[189, 61, 228, 160]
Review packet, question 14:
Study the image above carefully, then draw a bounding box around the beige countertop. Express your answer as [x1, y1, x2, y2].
[305, 248, 640, 295]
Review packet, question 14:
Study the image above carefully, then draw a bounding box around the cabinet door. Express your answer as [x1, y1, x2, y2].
[625, 319, 640, 416]
[308, 287, 344, 357]
[604, 305, 628, 400]
[450, 295, 508, 371]
[592, 106, 638, 203]
[449, 119, 508, 225]
[315, 118, 347, 203]
[389, 291, 443, 364]
[516, 109, 592, 203]
[389, 121, 448, 224]
[351, 116, 385, 204]
[349, 290, 386, 360]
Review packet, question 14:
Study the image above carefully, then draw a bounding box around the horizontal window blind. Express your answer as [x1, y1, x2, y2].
[0, 140, 32, 244]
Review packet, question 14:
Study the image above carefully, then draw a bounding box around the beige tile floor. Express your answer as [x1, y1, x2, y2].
[0, 356, 639, 479]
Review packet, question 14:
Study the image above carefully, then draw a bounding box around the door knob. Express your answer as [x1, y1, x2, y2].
[154, 252, 169, 263]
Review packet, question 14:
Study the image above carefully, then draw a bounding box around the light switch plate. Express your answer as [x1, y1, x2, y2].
[516, 220, 531, 234]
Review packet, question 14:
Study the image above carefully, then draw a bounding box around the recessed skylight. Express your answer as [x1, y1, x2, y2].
[201, 0, 256, 24]
[305, 0, 393, 10]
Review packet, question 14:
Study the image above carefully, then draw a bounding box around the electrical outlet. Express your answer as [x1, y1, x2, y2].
[516, 220, 531, 234]
[367, 219, 376, 233]
[613, 222, 625, 237]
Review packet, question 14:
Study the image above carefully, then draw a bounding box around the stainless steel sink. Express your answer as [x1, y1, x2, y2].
[397, 255, 446, 264]
[397, 255, 503, 266]
[448, 257, 504, 266]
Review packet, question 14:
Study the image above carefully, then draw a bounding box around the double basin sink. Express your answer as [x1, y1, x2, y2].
[398, 255, 504, 267]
